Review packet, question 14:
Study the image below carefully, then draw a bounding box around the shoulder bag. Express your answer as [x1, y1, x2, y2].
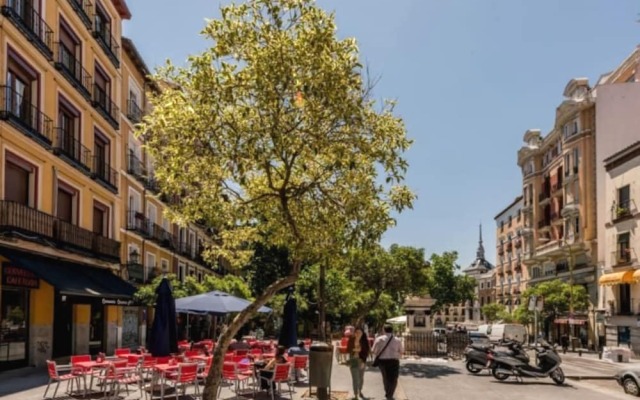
[372, 335, 393, 367]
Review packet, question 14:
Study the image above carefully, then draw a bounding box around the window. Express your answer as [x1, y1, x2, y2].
[618, 233, 631, 264]
[57, 97, 81, 159]
[532, 267, 541, 279]
[573, 148, 580, 173]
[500, 221, 504, 232]
[94, 2, 112, 44]
[146, 253, 156, 280]
[161, 259, 169, 273]
[93, 64, 111, 108]
[59, 19, 81, 75]
[4, 153, 37, 206]
[56, 181, 78, 224]
[6, 50, 38, 126]
[197, 272, 203, 283]
[618, 185, 631, 211]
[93, 130, 111, 178]
[508, 216, 512, 227]
[178, 264, 185, 282]
[92, 201, 109, 237]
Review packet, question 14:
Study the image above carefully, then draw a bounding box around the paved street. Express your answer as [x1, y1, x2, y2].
[1, 353, 633, 400]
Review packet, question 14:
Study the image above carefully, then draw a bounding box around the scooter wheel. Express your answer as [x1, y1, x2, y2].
[466, 361, 482, 374]
[492, 365, 510, 381]
[550, 367, 565, 385]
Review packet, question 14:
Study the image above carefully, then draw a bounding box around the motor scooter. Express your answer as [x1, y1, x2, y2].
[490, 339, 565, 385]
[464, 340, 529, 374]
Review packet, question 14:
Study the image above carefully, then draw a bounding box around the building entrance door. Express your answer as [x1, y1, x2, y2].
[52, 296, 72, 358]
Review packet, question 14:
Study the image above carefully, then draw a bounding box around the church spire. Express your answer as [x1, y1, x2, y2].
[476, 223, 485, 259]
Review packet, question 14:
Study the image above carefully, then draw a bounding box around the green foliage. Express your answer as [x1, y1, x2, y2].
[512, 305, 534, 326]
[521, 279, 589, 317]
[426, 251, 476, 312]
[481, 303, 505, 323]
[296, 263, 358, 321]
[140, 0, 414, 271]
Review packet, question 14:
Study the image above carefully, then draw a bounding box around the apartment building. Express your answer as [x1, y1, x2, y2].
[517, 78, 597, 344]
[461, 225, 495, 323]
[494, 196, 527, 313]
[0, 0, 133, 369]
[0, 0, 220, 370]
[595, 47, 640, 348]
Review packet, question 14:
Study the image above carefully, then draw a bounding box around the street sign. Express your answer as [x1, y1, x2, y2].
[537, 297, 544, 311]
[529, 295, 537, 311]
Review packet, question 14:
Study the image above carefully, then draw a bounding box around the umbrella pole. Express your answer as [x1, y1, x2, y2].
[186, 312, 190, 341]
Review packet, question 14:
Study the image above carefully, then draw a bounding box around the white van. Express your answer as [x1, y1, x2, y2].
[478, 324, 527, 344]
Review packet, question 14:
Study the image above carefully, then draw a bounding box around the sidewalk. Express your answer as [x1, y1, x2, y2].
[560, 351, 639, 380]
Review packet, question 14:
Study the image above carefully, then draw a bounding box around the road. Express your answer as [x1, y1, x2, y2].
[398, 359, 629, 400]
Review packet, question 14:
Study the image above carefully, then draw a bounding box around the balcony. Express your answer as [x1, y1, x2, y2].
[538, 191, 551, 205]
[92, 156, 118, 192]
[612, 249, 633, 267]
[612, 200, 636, 223]
[506, 242, 513, 251]
[1, 0, 53, 59]
[537, 219, 550, 229]
[551, 181, 563, 194]
[67, 0, 92, 29]
[126, 98, 142, 124]
[0, 200, 120, 261]
[53, 128, 92, 173]
[504, 262, 512, 274]
[498, 246, 504, 256]
[514, 238, 522, 248]
[126, 211, 150, 236]
[92, 84, 119, 129]
[54, 43, 92, 100]
[0, 85, 53, 147]
[145, 174, 160, 194]
[126, 152, 147, 184]
[148, 222, 175, 249]
[92, 19, 120, 67]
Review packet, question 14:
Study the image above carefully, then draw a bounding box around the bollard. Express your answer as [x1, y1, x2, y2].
[578, 350, 582, 357]
[598, 351, 602, 360]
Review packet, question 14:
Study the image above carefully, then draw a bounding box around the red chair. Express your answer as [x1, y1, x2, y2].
[234, 348, 249, 357]
[185, 349, 201, 358]
[96, 361, 135, 400]
[219, 361, 254, 396]
[70, 355, 96, 396]
[260, 363, 293, 400]
[292, 355, 309, 381]
[197, 356, 213, 385]
[337, 337, 349, 362]
[166, 363, 200, 397]
[114, 348, 131, 357]
[44, 360, 81, 399]
[250, 348, 263, 357]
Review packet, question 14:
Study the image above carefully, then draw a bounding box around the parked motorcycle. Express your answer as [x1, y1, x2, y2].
[490, 339, 565, 385]
[464, 340, 529, 374]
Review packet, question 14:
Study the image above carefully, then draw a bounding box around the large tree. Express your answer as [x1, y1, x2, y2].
[141, 0, 414, 398]
[521, 280, 589, 318]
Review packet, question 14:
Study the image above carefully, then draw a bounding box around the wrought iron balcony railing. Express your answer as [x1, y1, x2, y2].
[126, 152, 147, 183]
[92, 156, 118, 192]
[67, 0, 92, 29]
[92, 17, 120, 67]
[54, 43, 92, 99]
[1, 0, 53, 58]
[92, 84, 119, 129]
[53, 128, 92, 172]
[127, 98, 142, 123]
[0, 200, 120, 261]
[0, 85, 53, 146]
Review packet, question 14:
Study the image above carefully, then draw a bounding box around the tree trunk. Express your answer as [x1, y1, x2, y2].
[201, 273, 298, 400]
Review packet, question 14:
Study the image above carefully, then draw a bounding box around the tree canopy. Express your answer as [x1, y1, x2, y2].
[140, 0, 414, 398]
[426, 251, 476, 312]
[521, 280, 589, 317]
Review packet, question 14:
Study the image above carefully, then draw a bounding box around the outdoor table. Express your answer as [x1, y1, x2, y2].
[151, 363, 179, 399]
[73, 359, 127, 399]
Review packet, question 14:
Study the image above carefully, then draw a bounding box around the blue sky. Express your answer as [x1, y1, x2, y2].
[124, 0, 640, 267]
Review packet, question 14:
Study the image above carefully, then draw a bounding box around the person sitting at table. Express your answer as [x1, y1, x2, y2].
[259, 345, 287, 390]
[287, 341, 309, 381]
[229, 337, 251, 351]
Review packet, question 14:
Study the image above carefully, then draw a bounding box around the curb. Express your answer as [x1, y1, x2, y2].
[566, 375, 617, 381]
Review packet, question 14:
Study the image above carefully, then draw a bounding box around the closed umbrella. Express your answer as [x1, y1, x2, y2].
[278, 291, 297, 348]
[148, 278, 178, 356]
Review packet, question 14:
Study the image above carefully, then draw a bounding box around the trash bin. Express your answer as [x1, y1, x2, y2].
[309, 343, 333, 396]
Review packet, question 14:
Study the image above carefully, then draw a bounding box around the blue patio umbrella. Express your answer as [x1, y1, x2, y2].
[175, 290, 272, 315]
[148, 278, 178, 356]
[278, 292, 297, 348]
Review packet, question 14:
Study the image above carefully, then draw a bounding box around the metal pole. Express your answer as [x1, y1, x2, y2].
[534, 308, 538, 345]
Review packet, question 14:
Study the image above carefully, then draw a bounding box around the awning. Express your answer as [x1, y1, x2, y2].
[633, 270, 640, 282]
[599, 270, 635, 286]
[0, 248, 135, 302]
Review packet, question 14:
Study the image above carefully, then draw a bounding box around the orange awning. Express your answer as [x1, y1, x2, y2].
[599, 270, 635, 286]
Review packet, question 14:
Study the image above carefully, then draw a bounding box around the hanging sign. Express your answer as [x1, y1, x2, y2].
[2, 265, 39, 289]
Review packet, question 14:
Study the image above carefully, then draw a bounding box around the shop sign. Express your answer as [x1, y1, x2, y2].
[101, 298, 135, 306]
[2, 264, 39, 289]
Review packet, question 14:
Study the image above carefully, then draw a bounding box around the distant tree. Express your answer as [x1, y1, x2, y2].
[481, 303, 505, 323]
[426, 252, 476, 312]
[521, 279, 589, 317]
[134, 274, 203, 306]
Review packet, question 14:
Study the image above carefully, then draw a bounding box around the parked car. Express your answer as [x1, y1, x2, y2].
[615, 365, 640, 396]
[468, 331, 491, 345]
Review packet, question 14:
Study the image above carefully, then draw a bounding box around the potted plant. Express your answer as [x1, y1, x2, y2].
[616, 206, 630, 218]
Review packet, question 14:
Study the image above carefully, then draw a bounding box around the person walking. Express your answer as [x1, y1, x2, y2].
[347, 327, 370, 399]
[372, 324, 403, 400]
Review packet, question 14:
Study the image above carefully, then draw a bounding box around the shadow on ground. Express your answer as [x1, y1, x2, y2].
[399, 363, 461, 379]
[0, 367, 48, 397]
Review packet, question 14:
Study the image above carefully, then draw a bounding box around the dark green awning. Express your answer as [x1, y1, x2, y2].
[1, 247, 135, 301]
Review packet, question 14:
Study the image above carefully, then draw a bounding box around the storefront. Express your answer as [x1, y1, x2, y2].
[0, 247, 136, 369]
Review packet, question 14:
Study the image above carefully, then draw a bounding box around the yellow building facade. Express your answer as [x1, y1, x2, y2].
[0, 0, 218, 370]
